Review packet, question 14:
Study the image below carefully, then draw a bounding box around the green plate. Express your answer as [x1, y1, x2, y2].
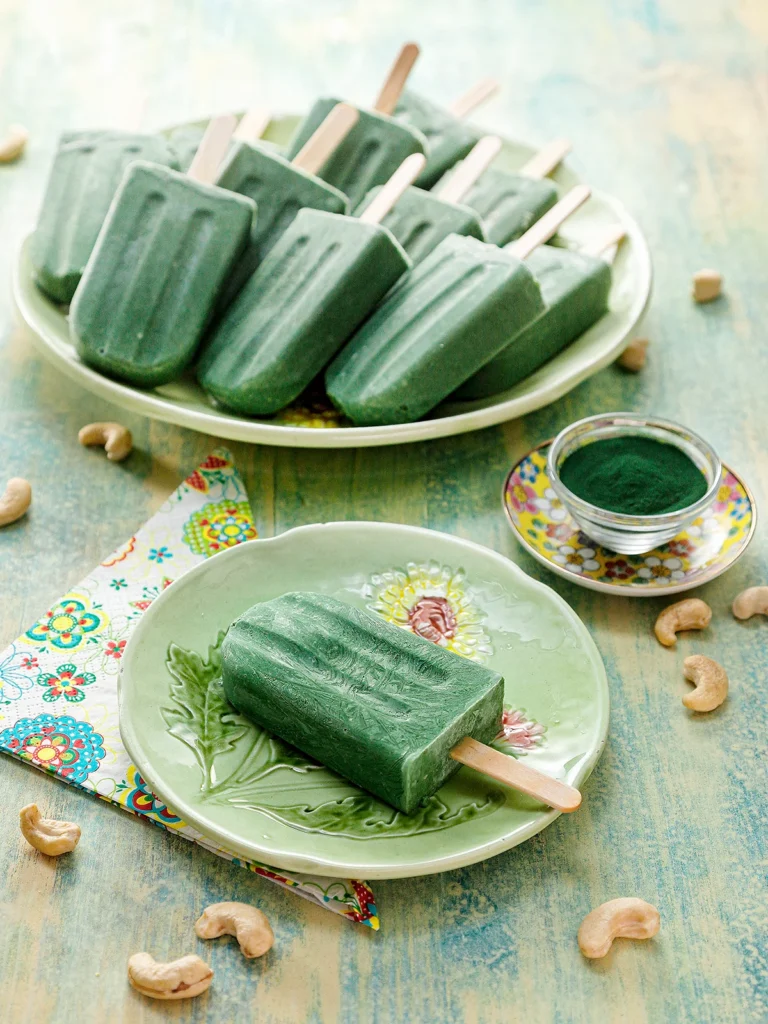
[119, 522, 608, 878]
[13, 115, 650, 449]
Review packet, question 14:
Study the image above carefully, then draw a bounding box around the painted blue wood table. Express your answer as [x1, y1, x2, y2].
[0, 1, 765, 1020]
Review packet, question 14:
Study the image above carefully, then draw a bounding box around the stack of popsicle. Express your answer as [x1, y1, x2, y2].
[27, 40, 620, 423]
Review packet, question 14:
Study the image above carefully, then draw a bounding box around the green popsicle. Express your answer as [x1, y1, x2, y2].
[353, 134, 501, 263]
[454, 235, 618, 401]
[197, 154, 422, 416]
[284, 43, 426, 207]
[394, 78, 498, 188]
[221, 592, 505, 814]
[326, 185, 591, 426]
[436, 138, 571, 245]
[70, 116, 255, 388]
[30, 131, 179, 304]
[215, 104, 356, 309]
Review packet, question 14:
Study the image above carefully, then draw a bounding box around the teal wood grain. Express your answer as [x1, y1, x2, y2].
[1, 0, 766, 1021]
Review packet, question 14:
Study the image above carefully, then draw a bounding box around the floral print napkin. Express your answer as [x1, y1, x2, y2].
[0, 449, 378, 929]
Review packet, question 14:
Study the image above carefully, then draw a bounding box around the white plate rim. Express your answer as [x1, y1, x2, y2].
[118, 521, 610, 878]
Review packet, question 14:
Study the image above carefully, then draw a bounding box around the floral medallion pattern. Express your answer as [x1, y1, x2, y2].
[504, 448, 755, 590]
[0, 714, 105, 784]
[37, 663, 96, 703]
[114, 765, 184, 828]
[182, 501, 258, 557]
[22, 593, 108, 653]
[364, 561, 493, 662]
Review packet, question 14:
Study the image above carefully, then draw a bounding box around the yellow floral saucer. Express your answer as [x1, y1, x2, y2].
[503, 442, 757, 596]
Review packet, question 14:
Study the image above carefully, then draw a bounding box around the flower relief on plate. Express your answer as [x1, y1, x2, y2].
[160, 560, 546, 839]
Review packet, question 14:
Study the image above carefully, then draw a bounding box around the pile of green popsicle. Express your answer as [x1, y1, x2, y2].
[30, 43, 624, 427]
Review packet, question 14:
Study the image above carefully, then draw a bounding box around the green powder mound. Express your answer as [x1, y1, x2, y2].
[559, 436, 709, 515]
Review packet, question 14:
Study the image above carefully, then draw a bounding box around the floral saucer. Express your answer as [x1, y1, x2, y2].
[503, 442, 756, 596]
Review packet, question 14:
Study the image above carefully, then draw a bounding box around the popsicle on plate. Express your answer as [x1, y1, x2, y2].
[353, 134, 501, 264]
[394, 77, 499, 189]
[437, 137, 571, 246]
[215, 104, 357, 308]
[222, 592, 581, 814]
[197, 154, 423, 416]
[30, 131, 179, 303]
[326, 186, 591, 427]
[454, 225, 624, 400]
[284, 43, 427, 207]
[70, 116, 255, 388]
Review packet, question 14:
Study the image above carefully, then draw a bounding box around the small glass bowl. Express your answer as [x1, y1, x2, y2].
[547, 412, 722, 555]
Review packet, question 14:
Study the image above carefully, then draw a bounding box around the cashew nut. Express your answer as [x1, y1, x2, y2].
[0, 124, 28, 163]
[78, 422, 132, 462]
[732, 586, 768, 620]
[654, 598, 712, 647]
[683, 655, 728, 712]
[195, 901, 274, 958]
[692, 268, 722, 303]
[617, 338, 648, 372]
[19, 803, 80, 856]
[578, 898, 660, 959]
[0, 478, 31, 527]
[127, 953, 213, 1000]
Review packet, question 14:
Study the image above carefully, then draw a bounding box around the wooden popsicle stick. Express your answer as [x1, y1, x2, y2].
[373, 42, 421, 115]
[435, 135, 503, 204]
[451, 737, 582, 813]
[291, 103, 360, 175]
[584, 223, 626, 259]
[506, 184, 592, 260]
[233, 107, 272, 143]
[448, 77, 500, 119]
[358, 152, 427, 224]
[187, 114, 238, 184]
[519, 137, 572, 180]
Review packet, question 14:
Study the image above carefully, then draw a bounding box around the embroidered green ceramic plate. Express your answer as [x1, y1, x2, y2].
[119, 522, 608, 879]
[13, 115, 650, 449]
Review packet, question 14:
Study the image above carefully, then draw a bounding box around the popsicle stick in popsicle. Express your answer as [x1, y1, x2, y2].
[358, 152, 428, 224]
[373, 42, 421, 115]
[233, 107, 272, 143]
[435, 135, 503, 205]
[519, 137, 572, 180]
[451, 738, 581, 812]
[507, 184, 592, 259]
[187, 114, 239, 185]
[291, 102, 360, 175]
[448, 77, 500, 119]
[584, 223, 626, 259]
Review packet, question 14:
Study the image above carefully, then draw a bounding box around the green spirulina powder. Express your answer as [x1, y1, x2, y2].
[559, 436, 708, 515]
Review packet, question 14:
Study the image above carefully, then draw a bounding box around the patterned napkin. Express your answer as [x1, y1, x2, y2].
[0, 449, 378, 929]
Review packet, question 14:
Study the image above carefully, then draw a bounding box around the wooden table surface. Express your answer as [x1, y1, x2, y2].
[1, 1, 766, 1021]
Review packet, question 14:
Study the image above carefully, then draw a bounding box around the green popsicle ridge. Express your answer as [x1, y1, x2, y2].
[394, 90, 482, 189]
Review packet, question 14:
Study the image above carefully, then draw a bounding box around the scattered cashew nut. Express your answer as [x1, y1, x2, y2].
[19, 803, 81, 856]
[578, 898, 660, 959]
[195, 901, 274, 958]
[654, 598, 712, 647]
[128, 953, 213, 1000]
[617, 338, 648, 372]
[683, 655, 728, 712]
[0, 478, 31, 527]
[692, 268, 722, 303]
[0, 124, 28, 163]
[78, 422, 132, 462]
[732, 586, 768, 620]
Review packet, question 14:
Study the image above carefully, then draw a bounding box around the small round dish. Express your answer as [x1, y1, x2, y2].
[546, 413, 721, 555]
[503, 441, 756, 596]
